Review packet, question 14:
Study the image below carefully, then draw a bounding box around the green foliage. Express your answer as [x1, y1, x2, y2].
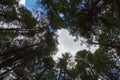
[42, 57, 55, 69]
[0, 0, 16, 6]
[19, 7, 37, 29]
[41, 0, 120, 43]
[57, 53, 72, 71]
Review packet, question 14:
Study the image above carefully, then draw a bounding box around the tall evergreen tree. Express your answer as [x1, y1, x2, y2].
[0, 0, 58, 79]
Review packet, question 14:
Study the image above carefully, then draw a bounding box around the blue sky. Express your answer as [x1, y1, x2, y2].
[19, 0, 99, 60]
[25, 0, 47, 15]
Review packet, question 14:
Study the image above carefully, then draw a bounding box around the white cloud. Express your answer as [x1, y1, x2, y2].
[18, 0, 26, 5]
[53, 29, 99, 60]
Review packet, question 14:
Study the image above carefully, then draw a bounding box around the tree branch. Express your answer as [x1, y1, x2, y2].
[90, 42, 120, 48]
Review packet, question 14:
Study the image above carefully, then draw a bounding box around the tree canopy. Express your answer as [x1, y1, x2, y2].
[0, 0, 120, 80]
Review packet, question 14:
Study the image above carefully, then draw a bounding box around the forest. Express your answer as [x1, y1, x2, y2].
[0, 0, 120, 80]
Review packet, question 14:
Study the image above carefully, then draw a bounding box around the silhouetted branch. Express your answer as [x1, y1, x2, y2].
[0, 42, 41, 57]
[91, 42, 120, 48]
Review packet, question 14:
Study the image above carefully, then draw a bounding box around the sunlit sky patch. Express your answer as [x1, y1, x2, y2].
[53, 29, 99, 60]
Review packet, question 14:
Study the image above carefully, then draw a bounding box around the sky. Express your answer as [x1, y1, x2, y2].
[19, 0, 99, 60]
[53, 29, 99, 60]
